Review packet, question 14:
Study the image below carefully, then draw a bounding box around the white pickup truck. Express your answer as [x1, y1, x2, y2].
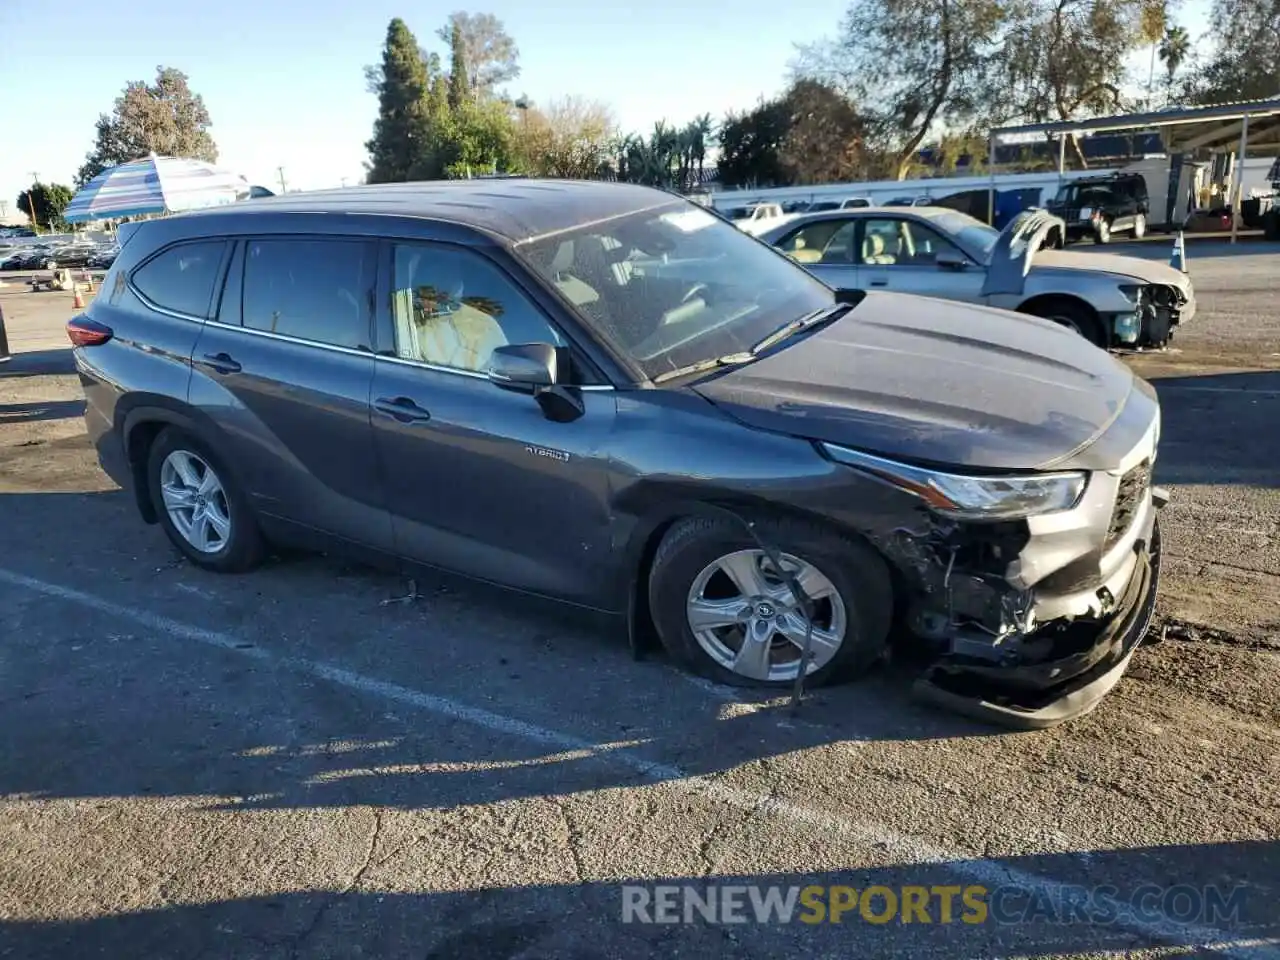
[728, 202, 793, 236]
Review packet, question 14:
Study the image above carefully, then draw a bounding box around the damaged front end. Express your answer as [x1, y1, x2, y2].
[908, 502, 1164, 731]
[1134, 282, 1195, 349]
[822, 414, 1166, 730]
[1109, 282, 1196, 349]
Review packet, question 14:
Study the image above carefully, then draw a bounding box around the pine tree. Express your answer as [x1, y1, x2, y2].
[365, 18, 430, 183]
[447, 23, 470, 112]
[77, 67, 217, 186]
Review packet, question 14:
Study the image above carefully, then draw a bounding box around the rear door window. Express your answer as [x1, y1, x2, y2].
[130, 241, 228, 318]
[240, 239, 375, 351]
[775, 219, 858, 265]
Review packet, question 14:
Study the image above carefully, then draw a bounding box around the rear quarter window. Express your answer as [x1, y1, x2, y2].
[130, 241, 228, 318]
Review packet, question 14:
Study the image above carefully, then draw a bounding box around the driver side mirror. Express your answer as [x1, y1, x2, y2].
[488, 342, 559, 391]
[487, 343, 585, 423]
[936, 252, 968, 270]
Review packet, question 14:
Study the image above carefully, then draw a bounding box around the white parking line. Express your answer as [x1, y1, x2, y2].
[0, 565, 1271, 959]
[1154, 385, 1280, 396]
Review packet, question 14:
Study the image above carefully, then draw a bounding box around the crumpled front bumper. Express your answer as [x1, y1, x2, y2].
[912, 514, 1163, 731]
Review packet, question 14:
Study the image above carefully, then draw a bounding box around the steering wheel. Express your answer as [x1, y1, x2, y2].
[681, 283, 709, 304]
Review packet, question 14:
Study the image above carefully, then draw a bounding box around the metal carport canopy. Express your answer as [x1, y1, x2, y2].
[989, 96, 1280, 155]
[990, 96, 1280, 241]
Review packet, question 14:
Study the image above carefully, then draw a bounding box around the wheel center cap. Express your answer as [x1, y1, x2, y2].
[754, 601, 776, 619]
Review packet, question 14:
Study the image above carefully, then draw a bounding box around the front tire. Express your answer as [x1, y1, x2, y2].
[1023, 298, 1108, 349]
[146, 428, 265, 573]
[648, 514, 892, 688]
[1132, 213, 1147, 239]
[1093, 219, 1112, 244]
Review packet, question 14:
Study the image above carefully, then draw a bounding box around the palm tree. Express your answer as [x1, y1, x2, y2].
[1139, 0, 1168, 109]
[1159, 25, 1192, 93]
[687, 114, 714, 185]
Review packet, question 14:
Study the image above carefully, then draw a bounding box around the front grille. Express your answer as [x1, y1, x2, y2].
[1105, 459, 1151, 551]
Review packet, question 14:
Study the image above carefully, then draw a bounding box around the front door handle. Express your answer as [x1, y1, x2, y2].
[374, 396, 432, 423]
[868, 278, 888, 287]
[202, 352, 241, 374]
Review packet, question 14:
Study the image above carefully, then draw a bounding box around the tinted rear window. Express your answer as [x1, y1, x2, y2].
[241, 239, 373, 350]
[131, 241, 228, 318]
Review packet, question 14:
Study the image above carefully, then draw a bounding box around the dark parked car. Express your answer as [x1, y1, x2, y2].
[71, 180, 1165, 729]
[1047, 172, 1150, 244]
[2, 246, 55, 270]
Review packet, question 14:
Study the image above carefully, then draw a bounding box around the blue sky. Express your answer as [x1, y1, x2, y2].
[0, 0, 1210, 216]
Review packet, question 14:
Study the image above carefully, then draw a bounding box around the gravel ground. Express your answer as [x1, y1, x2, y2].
[0, 245, 1277, 959]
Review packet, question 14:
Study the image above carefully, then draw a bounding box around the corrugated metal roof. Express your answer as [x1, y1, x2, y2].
[991, 95, 1280, 143]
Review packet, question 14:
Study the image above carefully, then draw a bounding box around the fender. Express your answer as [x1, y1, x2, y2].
[119, 397, 243, 524]
[615, 486, 847, 659]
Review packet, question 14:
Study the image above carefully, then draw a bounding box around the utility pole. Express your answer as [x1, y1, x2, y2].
[277, 166, 288, 194]
[27, 172, 40, 231]
[340, 177, 348, 188]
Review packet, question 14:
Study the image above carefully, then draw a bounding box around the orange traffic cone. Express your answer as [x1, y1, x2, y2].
[73, 286, 85, 309]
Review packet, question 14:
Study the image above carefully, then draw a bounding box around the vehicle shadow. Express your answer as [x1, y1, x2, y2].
[0, 399, 85, 423]
[1146, 370, 1280, 488]
[0, 485, 1019, 814]
[0, 839, 1273, 959]
[0, 347, 74, 378]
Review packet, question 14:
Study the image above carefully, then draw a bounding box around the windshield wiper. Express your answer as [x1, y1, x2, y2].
[750, 303, 852, 355]
[651, 351, 754, 384]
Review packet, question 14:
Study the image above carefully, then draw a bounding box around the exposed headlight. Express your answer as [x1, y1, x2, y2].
[820, 443, 1087, 521]
[1078, 206, 1093, 220]
[1118, 284, 1143, 304]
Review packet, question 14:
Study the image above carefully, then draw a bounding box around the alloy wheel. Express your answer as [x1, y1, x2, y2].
[159, 450, 232, 554]
[685, 549, 847, 682]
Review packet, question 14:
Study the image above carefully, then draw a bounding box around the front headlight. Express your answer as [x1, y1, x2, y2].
[820, 443, 1087, 521]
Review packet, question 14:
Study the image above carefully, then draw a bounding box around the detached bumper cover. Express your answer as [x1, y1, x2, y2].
[913, 517, 1163, 730]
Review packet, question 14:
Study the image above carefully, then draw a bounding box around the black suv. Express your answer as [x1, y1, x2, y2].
[69, 180, 1165, 728]
[1048, 173, 1150, 244]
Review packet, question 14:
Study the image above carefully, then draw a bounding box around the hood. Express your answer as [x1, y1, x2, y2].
[691, 291, 1140, 471]
[1030, 249, 1189, 288]
[981, 209, 1066, 297]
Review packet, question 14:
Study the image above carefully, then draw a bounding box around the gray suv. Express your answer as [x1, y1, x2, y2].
[70, 180, 1165, 729]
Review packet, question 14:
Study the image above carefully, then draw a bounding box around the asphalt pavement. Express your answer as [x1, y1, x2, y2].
[0, 246, 1277, 959]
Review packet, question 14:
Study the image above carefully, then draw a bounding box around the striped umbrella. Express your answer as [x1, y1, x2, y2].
[64, 154, 250, 223]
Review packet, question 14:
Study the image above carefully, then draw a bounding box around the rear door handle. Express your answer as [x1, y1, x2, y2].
[374, 396, 432, 423]
[869, 278, 888, 287]
[202, 352, 241, 374]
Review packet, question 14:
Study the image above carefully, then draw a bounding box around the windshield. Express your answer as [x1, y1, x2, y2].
[927, 210, 1000, 262]
[1054, 183, 1115, 206]
[516, 202, 836, 380]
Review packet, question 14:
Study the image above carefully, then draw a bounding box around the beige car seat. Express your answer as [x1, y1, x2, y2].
[788, 235, 823, 264]
[862, 233, 896, 265]
[414, 294, 509, 372]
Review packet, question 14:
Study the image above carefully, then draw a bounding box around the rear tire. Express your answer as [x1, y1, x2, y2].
[1022, 298, 1108, 349]
[648, 514, 893, 688]
[146, 428, 265, 573]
